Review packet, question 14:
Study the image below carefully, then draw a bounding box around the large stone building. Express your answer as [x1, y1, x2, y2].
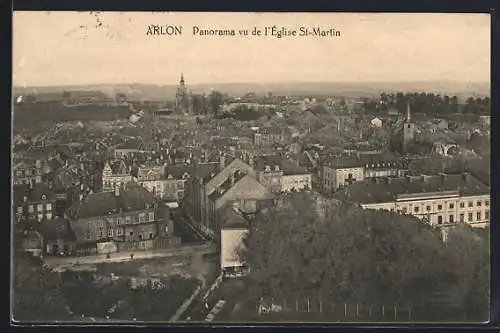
[402, 102, 416, 152]
[136, 163, 189, 202]
[67, 184, 177, 252]
[335, 172, 490, 228]
[185, 156, 273, 238]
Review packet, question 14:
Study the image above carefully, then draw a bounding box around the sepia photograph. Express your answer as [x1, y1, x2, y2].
[11, 12, 491, 324]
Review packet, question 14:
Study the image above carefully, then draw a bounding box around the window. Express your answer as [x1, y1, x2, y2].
[129, 231, 133, 236]
[126, 216, 131, 224]
[485, 210, 490, 219]
[139, 213, 145, 222]
[28, 205, 34, 213]
[426, 205, 431, 212]
[485, 200, 489, 206]
[46, 203, 52, 211]
[37, 214, 43, 222]
[149, 233, 153, 239]
[468, 202, 473, 207]
[468, 212, 473, 222]
[402, 207, 408, 214]
[437, 216, 443, 224]
[477, 201, 482, 207]
[460, 214, 465, 222]
[390, 208, 395, 212]
[108, 229, 113, 237]
[98, 229, 103, 238]
[17, 206, 23, 214]
[46, 212, 52, 220]
[449, 215, 454, 224]
[449, 203, 454, 209]
[148, 212, 155, 221]
[164, 225, 169, 233]
[117, 228, 123, 236]
[460, 202, 465, 208]
[437, 204, 443, 210]
[37, 204, 43, 211]
[477, 212, 482, 221]
[414, 206, 419, 213]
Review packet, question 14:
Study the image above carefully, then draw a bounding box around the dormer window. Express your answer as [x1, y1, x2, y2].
[41, 194, 47, 200]
[264, 166, 271, 172]
[274, 165, 280, 171]
[23, 196, 27, 202]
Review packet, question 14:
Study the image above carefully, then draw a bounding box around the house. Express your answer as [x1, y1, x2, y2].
[320, 155, 365, 193]
[371, 117, 383, 128]
[334, 173, 490, 228]
[113, 139, 150, 159]
[38, 218, 76, 256]
[253, 127, 287, 147]
[102, 160, 133, 192]
[136, 163, 189, 202]
[254, 155, 312, 193]
[13, 182, 57, 223]
[67, 184, 178, 253]
[13, 161, 43, 185]
[220, 205, 249, 275]
[15, 223, 44, 258]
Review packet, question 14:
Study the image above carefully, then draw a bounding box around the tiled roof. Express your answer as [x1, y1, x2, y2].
[39, 218, 76, 241]
[208, 171, 248, 201]
[167, 164, 189, 180]
[334, 173, 490, 204]
[69, 184, 156, 220]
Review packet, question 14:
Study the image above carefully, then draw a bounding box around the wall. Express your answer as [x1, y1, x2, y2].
[220, 228, 248, 269]
[281, 174, 312, 192]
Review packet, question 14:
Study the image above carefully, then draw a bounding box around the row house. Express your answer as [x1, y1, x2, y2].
[13, 182, 57, 223]
[102, 160, 133, 192]
[334, 172, 490, 228]
[253, 127, 288, 147]
[136, 163, 189, 202]
[67, 184, 175, 250]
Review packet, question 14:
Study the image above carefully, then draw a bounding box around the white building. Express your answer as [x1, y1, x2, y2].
[337, 173, 490, 228]
[102, 161, 133, 192]
[219, 207, 249, 274]
[371, 117, 383, 128]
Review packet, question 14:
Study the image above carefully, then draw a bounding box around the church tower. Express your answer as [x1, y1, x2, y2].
[175, 73, 191, 114]
[402, 101, 415, 152]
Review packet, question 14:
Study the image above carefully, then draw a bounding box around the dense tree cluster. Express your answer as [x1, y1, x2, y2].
[241, 192, 489, 321]
[364, 92, 490, 115]
[13, 252, 72, 322]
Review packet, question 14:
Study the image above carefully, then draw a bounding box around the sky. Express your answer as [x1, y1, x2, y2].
[13, 12, 491, 87]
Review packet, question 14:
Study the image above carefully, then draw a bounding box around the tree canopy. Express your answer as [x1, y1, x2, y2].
[241, 192, 490, 321]
[12, 252, 71, 322]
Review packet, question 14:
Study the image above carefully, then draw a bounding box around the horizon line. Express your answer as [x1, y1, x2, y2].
[13, 79, 491, 90]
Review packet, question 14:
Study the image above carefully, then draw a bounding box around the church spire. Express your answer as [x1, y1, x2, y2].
[406, 100, 411, 123]
[180, 73, 185, 85]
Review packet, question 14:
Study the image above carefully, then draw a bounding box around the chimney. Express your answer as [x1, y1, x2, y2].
[220, 154, 226, 170]
[462, 172, 470, 182]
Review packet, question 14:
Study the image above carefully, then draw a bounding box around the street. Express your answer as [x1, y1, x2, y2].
[45, 243, 216, 271]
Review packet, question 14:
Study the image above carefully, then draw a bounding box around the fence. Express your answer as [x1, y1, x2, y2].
[116, 237, 181, 252]
[256, 297, 414, 322]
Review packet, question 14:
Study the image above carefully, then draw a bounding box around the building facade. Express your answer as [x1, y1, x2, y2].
[336, 173, 490, 228]
[102, 161, 133, 192]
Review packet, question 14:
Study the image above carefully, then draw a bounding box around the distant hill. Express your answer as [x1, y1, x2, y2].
[13, 81, 490, 101]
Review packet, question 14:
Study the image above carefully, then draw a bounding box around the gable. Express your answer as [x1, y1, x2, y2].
[215, 175, 273, 210]
[206, 158, 256, 193]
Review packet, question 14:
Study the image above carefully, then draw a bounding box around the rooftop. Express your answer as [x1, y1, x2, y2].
[13, 183, 55, 204]
[220, 206, 249, 229]
[334, 173, 490, 204]
[69, 183, 157, 220]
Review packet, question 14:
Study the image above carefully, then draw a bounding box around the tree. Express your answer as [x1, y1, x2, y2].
[13, 252, 71, 322]
[208, 91, 224, 117]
